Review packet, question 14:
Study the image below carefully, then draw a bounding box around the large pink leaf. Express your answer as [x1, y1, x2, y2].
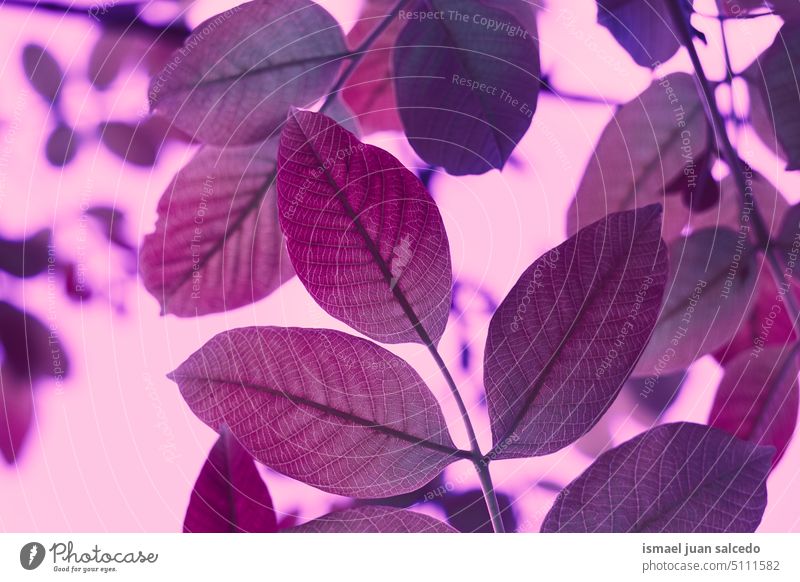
[484, 205, 667, 460]
[170, 327, 462, 498]
[541, 423, 772, 532]
[710, 346, 799, 469]
[287, 506, 456, 533]
[277, 110, 452, 345]
[184, 428, 277, 532]
[140, 140, 294, 316]
[148, 0, 346, 145]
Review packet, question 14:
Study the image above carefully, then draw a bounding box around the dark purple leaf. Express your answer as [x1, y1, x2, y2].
[85, 206, 135, 252]
[635, 228, 758, 376]
[710, 346, 799, 469]
[0, 229, 51, 278]
[22, 43, 64, 104]
[759, 21, 800, 170]
[0, 302, 69, 381]
[541, 422, 772, 532]
[439, 489, 517, 533]
[45, 124, 80, 167]
[484, 205, 667, 460]
[184, 428, 277, 533]
[567, 73, 710, 244]
[140, 139, 294, 316]
[393, 0, 540, 175]
[98, 121, 160, 167]
[169, 327, 462, 498]
[148, 0, 346, 146]
[277, 110, 452, 345]
[0, 367, 34, 464]
[597, 0, 682, 68]
[287, 506, 457, 533]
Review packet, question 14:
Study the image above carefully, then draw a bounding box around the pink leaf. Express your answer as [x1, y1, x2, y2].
[484, 205, 667, 459]
[710, 346, 799, 469]
[169, 327, 462, 498]
[148, 0, 346, 145]
[277, 110, 452, 345]
[184, 428, 277, 533]
[140, 140, 294, 316]
[287, 506, 456, 533]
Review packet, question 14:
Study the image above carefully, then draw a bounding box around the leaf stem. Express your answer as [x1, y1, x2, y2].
[320, 0, 414, 112]
[300, 0, 505, 532]
[666, 0, 800, 331]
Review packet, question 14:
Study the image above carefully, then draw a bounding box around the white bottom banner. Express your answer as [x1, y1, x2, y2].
[1, 534, 798, 581]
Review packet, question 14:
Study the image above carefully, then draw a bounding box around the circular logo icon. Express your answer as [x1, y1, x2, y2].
[20, 542, 46, 570]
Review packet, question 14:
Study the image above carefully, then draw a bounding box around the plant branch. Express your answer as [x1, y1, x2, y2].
[666, 0, 800, 332]
[313, 0, 505, 534]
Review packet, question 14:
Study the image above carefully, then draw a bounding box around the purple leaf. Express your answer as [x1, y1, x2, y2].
[541, 422, 773, 532]
[758, 21, 800, 170]
[484, 205, 667, 459]
[148, 0, 346, 146]
[277, 110, 452, 345]
[169, 327, 462, 498]
[635, 228, 758, 376]
[567, 73, 710, 244]
[0, 229, 51, 278]
[140, 139, 294, 316]
[45, 124, 80, 167]
[393, 0, 540, 175]
[596, 0, 681, 69]
[287, 506, 457, 533]
[98, 121, 161, 167]
[184, 428, 277, 533]
[710, 346, 799, 469]
[0, 367, 34, 465]
[22, 43, 64, 104]
[439, 489, 517, 533]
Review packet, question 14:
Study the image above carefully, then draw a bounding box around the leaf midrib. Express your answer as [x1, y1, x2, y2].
[188, 375, 470, 460]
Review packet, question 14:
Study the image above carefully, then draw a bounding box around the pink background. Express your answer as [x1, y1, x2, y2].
[1, 0, 799, 531]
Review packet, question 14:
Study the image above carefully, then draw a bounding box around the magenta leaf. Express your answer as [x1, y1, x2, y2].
[541, 423, 773, 532]
[710, 346, 799, 469]
[148, 0, 346, 146]
[393, 0, 540, 175]
[0, 367, 34, 465]
[287, 506, 457, 533]
[140, 139, 294, 316]
[277, 110, 452, 345]
[184, 428, 277, 533]
[0, 302, 69, 381]
[484, 205, 667, 459]
[169, 327, 463, 498]
[635, 228, 758, 376]
[596, 1, 684, 69]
